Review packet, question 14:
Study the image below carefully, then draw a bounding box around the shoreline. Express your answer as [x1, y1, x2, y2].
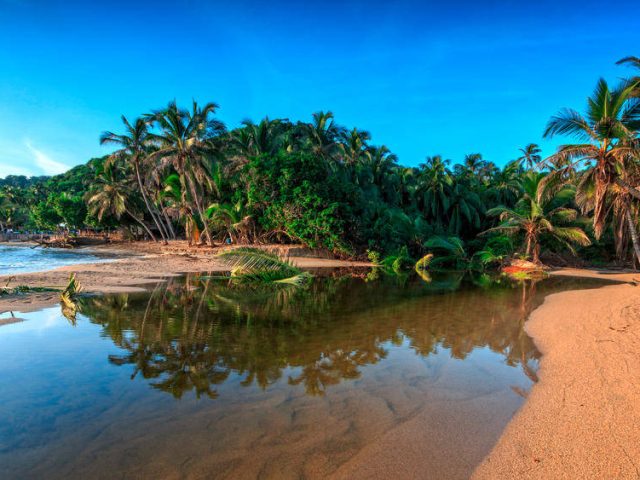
[472, 273, 640, 479]
[2, 243, 640, 478]
[0, 242, 371, 313]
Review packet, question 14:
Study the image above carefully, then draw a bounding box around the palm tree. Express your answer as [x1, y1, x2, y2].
[87, 162, 157, 240]
[517, 143, 542, 171]
[160, 173, 199, 245]
[617, 56, 640, 94]
[483, 172, 591, 264]
[543, 78, 640, 239]
[100, 116, 171, 243]
[305, 111, 343, 162]
[339, 128, 371, 166]
[575, 159, 640, 265]
[206, 200, 254, 244]
[230, 117, 283, 160]
[416, 155, 453, 229]
[147, 101, 226, 246]
[485, 161, 522, 206]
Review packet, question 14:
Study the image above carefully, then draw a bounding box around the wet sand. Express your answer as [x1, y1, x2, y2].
[472, 271, 640, 479]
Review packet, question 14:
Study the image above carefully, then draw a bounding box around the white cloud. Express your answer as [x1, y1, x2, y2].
[25, 141, 69, 176]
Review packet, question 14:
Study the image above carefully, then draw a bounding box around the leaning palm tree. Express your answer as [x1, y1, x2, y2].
[575, 159, 640, 265]
[517, 143, 542, 171]
[87, 162, 157, 241]
[100, 116, 171, 243]
[483, 172, 591, 264]
[543, 78, 640, 239]
[146, 101, 226, 246]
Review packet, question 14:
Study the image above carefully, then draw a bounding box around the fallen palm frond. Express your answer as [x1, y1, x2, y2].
[274, 271, 313, 286]
[216, 248, 313, 285]
[415, 253, 434, 271]
[0, 277, 58, 296]
[60, 273, 83, 324]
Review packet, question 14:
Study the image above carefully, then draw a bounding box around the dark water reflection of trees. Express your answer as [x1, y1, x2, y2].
[76, 273, 602, 400]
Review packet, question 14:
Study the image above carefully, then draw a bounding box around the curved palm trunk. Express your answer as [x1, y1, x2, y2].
[134, 162, 168, 244]
[624, 209, 640, 268]
[125, 208, 157, 242]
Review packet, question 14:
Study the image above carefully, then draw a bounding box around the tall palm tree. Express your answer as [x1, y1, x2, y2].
[100, 116, 171, 243]
[146, 101, 226, 246]
[339, 128, 371, 166]
[485, 161, 522, 206]
[230, 117, 283, 160]
[87, 162, 157, 240]
[543, 78, 640, 238]
[416, 155, 453, 229]
[305, 111, 343, 162]
[575, 158, 640, 265]
[484, 172, 591, 263]
[517, 143, 542, 171]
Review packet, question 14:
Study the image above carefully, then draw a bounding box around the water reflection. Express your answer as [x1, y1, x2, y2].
[73, 272, 569, 400]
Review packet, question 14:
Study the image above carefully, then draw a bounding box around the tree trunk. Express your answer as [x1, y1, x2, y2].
[125, 208, 157, 242]
[525, 234, 533, 260]
[624, 208, 640, 268]
[161, 207, 177, 239]
[134, 162, 168, 244]
[186, 173, 213, 246]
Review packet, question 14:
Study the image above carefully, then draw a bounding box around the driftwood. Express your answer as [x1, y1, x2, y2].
[35, 237, 77, 249]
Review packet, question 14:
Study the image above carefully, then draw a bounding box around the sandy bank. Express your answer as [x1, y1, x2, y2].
[472, 273, 640, 479]
[0, 242, 370, 313]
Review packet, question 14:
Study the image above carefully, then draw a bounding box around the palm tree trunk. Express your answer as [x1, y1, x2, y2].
[161, 207, 177, 239]
[134, 162, 168, 244]
[125, 208, 157, 242]
[624, 209, 640, 268]
[186, 173, 213, 246]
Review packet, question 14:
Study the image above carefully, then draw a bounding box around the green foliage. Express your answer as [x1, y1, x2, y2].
[215, 247, 313, 285]
[424, 235, 470, 269]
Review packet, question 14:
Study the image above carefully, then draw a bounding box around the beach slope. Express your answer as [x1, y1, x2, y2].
[473, 276, 640, 479]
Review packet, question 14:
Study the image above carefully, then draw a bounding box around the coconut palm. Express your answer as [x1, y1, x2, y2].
[206, 200, 254, 244]
[484, 172, 591, 264]
[230, 117, 283, 160]
[575, 159, 640, 265]
[517, 143, 542, 171]
[617, 56, 640, 94]
[416, 156, 453, 228]
[146, 101, 226, 246]
[339, 128, 371, 166]
[87, 162, 157, 240]
[100, 116, 171, 243]
[543, 78, 640, 239]
[305, 111, 343, 162]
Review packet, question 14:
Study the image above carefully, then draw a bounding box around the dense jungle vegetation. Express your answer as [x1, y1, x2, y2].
[2, 56, 640, 267]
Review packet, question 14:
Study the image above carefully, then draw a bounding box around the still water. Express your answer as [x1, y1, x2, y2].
[0, 272, 609, 479]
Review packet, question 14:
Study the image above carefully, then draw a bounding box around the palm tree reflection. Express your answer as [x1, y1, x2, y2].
[76, 273, 580, 400]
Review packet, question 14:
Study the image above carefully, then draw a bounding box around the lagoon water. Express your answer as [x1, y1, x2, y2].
[0, 244, 113, 275]
[0, 273, 609, 479]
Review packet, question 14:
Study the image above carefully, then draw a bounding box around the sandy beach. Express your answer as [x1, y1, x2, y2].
[2, 243, 640, 479]
[0, 242, 371, 313]
[471, 271, 640, 479]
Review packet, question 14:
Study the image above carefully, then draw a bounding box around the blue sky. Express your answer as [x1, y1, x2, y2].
[0, 0, 639, 177]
